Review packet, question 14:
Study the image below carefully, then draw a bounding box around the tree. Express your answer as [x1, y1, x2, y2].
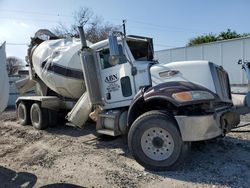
[6, 56, 24, 75]
[52, 7, 120, 43]
[217, 29, 240, 40]
[187, 33, 217, 46]
[187, 29, 250, 46]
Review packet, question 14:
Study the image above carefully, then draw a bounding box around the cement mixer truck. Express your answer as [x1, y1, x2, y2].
[15, 27, 250, 171]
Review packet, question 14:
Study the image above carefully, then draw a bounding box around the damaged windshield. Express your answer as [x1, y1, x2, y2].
[126, 36, 154, 61]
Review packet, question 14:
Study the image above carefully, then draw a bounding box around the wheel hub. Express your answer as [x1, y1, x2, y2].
[152, 137, 164, 148]
[18, 106, 25, 120]
[32, 109, 39, 124]
[141, 127, 174, 161]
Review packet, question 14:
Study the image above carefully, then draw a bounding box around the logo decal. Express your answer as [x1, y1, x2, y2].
[105, 74, 119, 83]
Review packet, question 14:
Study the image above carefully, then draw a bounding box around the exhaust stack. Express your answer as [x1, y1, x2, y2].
[78, 26, 87, 49]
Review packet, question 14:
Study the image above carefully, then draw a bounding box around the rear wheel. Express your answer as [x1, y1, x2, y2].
[17, 102, 30, 125]
[48, 110, 58, 127]
[128, 111, 190, 171]
[30, 103, 48, 130]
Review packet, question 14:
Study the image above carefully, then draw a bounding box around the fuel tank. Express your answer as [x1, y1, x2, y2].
[32, 38, 89, 99]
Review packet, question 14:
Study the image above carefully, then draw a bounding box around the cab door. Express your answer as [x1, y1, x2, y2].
[97, 45, 135, 108]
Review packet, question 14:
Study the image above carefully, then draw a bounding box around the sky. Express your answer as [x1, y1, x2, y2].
[0, 0, 250, 62]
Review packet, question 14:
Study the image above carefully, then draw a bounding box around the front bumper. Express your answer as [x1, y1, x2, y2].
[175, 110, 240, 142]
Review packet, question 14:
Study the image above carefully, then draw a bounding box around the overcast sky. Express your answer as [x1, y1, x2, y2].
[0, 0, 250, 61]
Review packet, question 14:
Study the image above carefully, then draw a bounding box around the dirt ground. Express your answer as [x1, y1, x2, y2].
[0, 109, 249, 188]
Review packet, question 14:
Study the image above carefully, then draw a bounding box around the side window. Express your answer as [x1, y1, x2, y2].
[120, 76, 132, 97]
[99, 48, 112, 69]
[99, 45, 126, 69]
[118, 45, 127, 64]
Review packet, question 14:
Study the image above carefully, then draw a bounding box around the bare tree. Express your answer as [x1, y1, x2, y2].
[6, 56, 24, 75]
[52, 22, 72, 37]
[71, 7, 94, 31]
[52, 7, 120, 43]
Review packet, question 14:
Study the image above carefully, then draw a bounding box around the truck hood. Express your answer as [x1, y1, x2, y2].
[150, 61, 217, 94]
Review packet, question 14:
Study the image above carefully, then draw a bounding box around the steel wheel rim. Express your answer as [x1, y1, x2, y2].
[32, 108, 40, 124]
[141, 127, 174, 161]
[18, 105, 25, 120]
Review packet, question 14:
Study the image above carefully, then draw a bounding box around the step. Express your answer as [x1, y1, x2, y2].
[99, 113, 119, 119]
[97, 129, 120, 136]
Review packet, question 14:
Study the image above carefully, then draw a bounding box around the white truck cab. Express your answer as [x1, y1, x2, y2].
[89, 34, 153, 109]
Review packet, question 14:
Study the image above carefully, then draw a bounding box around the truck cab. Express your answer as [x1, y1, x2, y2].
[89, 34, 154, 109]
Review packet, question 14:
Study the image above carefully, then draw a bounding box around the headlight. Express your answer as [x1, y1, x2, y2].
[172, 90, 214, 102]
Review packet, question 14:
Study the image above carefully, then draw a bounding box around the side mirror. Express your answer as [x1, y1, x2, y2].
[108, 32, 120, 66]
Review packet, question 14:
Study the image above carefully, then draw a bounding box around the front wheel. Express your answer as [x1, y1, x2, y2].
[128, 111, 190, 171]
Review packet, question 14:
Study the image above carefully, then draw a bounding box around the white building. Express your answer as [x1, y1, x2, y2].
[155, 36, 250, 92]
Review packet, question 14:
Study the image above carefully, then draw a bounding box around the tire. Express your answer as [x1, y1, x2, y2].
[48, 110, 58, 127]
[30, 103, 48, 130]
[128, 110, 190, 171]
[17, 102, 30, 125]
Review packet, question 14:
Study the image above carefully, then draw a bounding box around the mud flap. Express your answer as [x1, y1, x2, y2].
[66, 92, 92, 128]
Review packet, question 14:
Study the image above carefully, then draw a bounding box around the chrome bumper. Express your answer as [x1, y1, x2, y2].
[175, 114, 223, 142]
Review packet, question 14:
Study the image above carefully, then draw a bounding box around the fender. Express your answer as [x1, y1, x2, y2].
[144, 81, 217, 106]
[127, 81, 217, 127]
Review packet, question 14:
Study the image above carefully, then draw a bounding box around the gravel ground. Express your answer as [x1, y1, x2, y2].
[0, 109, 249, 188]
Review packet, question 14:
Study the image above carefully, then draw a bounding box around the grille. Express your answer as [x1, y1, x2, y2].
[216, 66, 231, 100]
[210, 63, 232, 102]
